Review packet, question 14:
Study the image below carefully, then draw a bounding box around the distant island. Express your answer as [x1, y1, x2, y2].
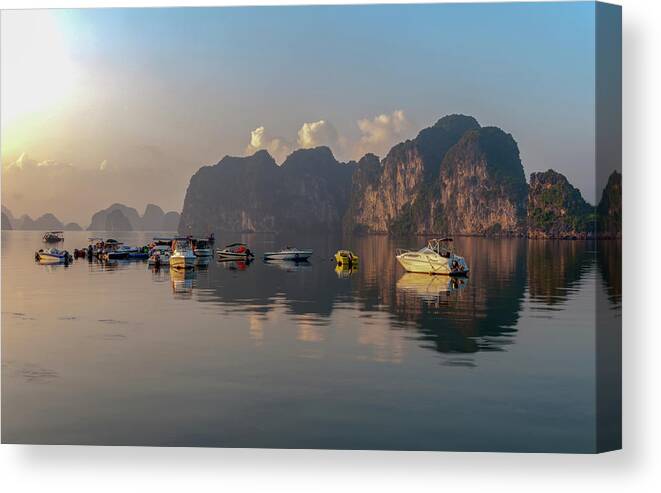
[179, 114, 621, 239]
[1, 203, 180, 232]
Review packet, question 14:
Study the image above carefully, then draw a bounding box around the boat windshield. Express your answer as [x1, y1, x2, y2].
[426, 238, 454, 257]
[174, 240, 190, 250]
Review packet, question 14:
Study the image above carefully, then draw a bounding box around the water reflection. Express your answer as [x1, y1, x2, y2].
[164, 235, 622, 356]
[526, 240, 594, 307]
[2, 231, 622, 450]
[171, 268, 195, 299]
[263, 259, 312, 272]
[396, 273, 468, 300]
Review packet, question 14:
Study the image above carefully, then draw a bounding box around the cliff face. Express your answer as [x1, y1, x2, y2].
[1, 212, 12, 230]
[527, 170, 594, 238]
[178, 147, 354, 234]
[178, 114, 619, 238]
[597, 170, 622, 238]
[88, 203, 180, 231]
[89, 204, 141, 230]
[103, 209, 133, 231]
[346, 114, 480, 234]
[438, 127, 528, 235]
[346, 116, 527, 235]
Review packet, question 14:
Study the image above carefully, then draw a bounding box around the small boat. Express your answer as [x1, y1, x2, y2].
[35, 248, 72, 264]
[263, 247, 313, 262]
[170, 237, 196, 269]
[216, 242, 254, 260]
[42, 231, 64, 243]
[148, 246, 171, 266]
[192, 238, 213, 257]
[334, 250, 359, 267]
[396, 238, 469, 276]
[104, 244, 132, 260]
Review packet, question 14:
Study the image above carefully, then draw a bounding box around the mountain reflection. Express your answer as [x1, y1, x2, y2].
[152, 234, 620, 356]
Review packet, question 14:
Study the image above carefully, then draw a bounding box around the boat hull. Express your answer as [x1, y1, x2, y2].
[263, 251, 313, 262]
[217, 251, 251, 260]
[194, 248, 213, 257]
[37, 253, 68, 263]
[396, 253, 469, 276]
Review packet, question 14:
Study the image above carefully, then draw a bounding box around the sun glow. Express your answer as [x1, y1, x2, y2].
[1, 10, 79, 132]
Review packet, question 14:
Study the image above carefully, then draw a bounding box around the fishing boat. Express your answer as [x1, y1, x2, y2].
[216, 242, 254, 260]
[170, 237, 196, 269]
[35, 248, 72, 264]
[395, 238, 469, 276]
[263, 247, 313, 262]
[192, 238, 213, 257]
[334, 250, 359, 267]
[42, 231, 64, 243]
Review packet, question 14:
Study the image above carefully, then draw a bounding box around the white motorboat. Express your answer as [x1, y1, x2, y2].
[192, 238, 213, 257]
[216, 242, 254, 259]
[396, 238, 469, 276]
[35, 248, 72, 264]
[170, 237, 196, 269]
[263, 247, 313, 262]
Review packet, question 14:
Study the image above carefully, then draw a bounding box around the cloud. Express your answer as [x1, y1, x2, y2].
[355, 110, 414, 158]
[98, 159, 119, 172]
[297, 120, 338, 149]
[5, 152, 73, 172]
[245, 126, 292, 164]
[2, 150, 186, 226]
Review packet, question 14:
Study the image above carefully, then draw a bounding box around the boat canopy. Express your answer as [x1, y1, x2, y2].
[46, 231, 64, 234]
[224, 242, 247, 248]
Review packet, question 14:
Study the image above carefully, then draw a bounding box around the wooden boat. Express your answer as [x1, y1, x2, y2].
[396, 238, 469, 276]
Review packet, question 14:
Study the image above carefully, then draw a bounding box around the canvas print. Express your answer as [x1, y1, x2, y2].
[1, 2, 621, 453]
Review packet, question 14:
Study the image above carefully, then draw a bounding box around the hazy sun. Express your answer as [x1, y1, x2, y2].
[1, 10, 78, 131]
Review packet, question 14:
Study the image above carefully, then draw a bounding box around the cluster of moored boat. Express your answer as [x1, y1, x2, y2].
[34, 232, 470, 276]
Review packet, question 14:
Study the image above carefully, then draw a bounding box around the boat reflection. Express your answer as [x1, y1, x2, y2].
[170, 267, 196, 299]
[217, 258, 253, 271]
[263, 259, 312, 272]
[396, 273, 468, 301]
[335, 264, 358, 278]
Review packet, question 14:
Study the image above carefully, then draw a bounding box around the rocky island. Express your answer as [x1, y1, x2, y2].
[178, 114, 621, 238]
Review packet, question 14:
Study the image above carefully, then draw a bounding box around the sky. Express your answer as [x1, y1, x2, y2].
[1, 2, 605, 226]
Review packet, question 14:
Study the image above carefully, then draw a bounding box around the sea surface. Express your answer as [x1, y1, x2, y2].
[1, 231, 621, 452]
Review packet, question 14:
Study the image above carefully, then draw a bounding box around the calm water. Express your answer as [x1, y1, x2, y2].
[1, 231, 621, 452]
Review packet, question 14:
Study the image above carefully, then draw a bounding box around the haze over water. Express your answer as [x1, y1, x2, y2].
[2, 231, 621, 452]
